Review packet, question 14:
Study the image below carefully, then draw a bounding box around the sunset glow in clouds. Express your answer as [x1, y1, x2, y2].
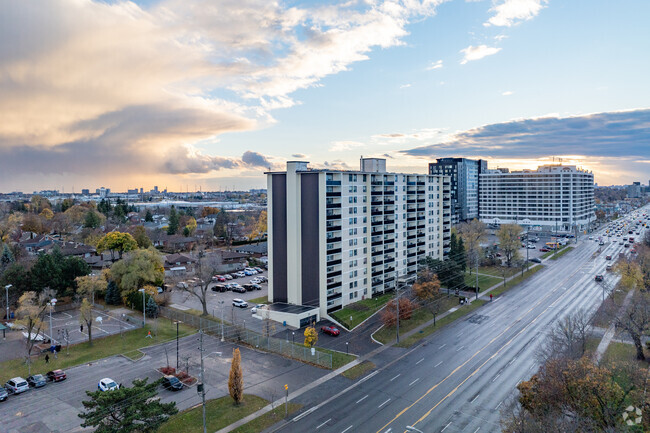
[0, 0, 648, 191]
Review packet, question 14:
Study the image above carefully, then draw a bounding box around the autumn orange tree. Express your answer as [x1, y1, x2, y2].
[228, 348, 244, 405]
[380, 298, 415, 327]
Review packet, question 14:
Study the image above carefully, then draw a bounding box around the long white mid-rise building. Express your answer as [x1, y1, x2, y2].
[479, 164, 595, 231]
[266, 159, 451, 320]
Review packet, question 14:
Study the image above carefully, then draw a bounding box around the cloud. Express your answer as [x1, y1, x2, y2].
[502, 90, 514, 96]
[0, 0, 446, 183]
[400, 83, 412, 89]
[329, 140, 366, 152]
[400, 109, 650, 160]
[426, 60, 444, 70]
[241, 150, 272, 168]
[460, 45, 502, 64]
[292, 153, 308, 159]
[485, 0, 547, 27]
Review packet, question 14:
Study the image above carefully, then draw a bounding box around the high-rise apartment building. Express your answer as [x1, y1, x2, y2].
[429, 158, 487, 224]
[267, 159, 451, 319]
[479, 165, 595, 231]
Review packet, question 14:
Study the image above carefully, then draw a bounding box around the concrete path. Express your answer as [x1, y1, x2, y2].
[594, 289, 635, 363]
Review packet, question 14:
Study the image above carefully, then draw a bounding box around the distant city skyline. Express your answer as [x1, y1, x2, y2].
[1, 0, 649, 192]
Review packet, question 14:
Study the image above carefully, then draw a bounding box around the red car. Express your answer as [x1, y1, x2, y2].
[321, 326, 340, 336]
[539, 248, 550, 252]
[213, 275, 226, 282]
[47, 369, 66, 382]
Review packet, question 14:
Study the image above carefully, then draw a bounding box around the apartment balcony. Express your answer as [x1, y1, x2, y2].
[371, 191, 383, 196]
[407, 199, 416, 204]
[417, 224, 425, 229]
[372, 270, 383, 277]
[327, 269, 342, 278]
[372, 279, 384, 287]
[327, 281, 342, 290]
[326, 180, 341, 185]
[384, 228, 395, 234]
[327, 258, 342, 266]
[371, 181, 383, 186]
[326, 236, 341, 243]
[407, 217, 416, 222]
[384, 199, 395, 205]
[326, 202, 341, 209]
[372, 259, 384, 267]
[326, 224, 342, 232]
[372, 249, 383, 257]
[384, 266, 395, 273]
[384, 248, 395, 254]
[407, 234, 416, 240]
[326, 191, 341, 197]
[371, 230, 384, 236]
[385, 256, 395, 263]
[327, 290, 342, 300]
[326, 213, 342, 220]
[326, 247, 342, 255]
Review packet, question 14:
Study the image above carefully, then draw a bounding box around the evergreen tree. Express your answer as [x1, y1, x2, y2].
[105, 280, 121, 305]
[182, 226, 190, 237]
[1, 243, 15, 267]
[167, 206, 179, 235]
[144, 209, 154, 222]
[84, 211, 101, 229]
[145, 297, 159, 318]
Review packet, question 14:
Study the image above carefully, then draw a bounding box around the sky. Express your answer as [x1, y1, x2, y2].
[0, 0, 649, 193]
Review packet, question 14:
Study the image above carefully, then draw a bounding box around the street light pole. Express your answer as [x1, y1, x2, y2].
[219, 300, 225, 342]
[175, 321, 180, 370]
[139, 288, 146, 327]
[48, 298, 57, 344]
[4, 284, 11, 320]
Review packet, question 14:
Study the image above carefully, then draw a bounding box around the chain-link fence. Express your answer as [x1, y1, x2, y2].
[159, 306, 332, 369]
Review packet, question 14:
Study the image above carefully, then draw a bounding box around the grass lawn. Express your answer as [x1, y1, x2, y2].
[341, 361, 376, 380]
[248, 296, 269, 305]
[584, 337, 601, 357]
[315, 347, 357, 369]
[396, 300, 487, 348]
[478, 266, 519, 278]
[602, 341, 649, 368]
[373, 296, 459, 345]
[159, 394, 286, 433]
[330, 293, 394, 329]
[489, 265, 544, 298]
[550, 246, 574, 260]
[463, 272, 502, 292]
[232, 402, 302, 433]
[0, 317, 196, 384]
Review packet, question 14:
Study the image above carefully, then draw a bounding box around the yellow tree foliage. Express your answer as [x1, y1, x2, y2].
[39, 208, 54, 220]
[75, 274, 107, 300]
[249, 211, 267, 241]
[79, 298, 94, 345]
[304, 326, 318, 348]
[228, 348, 244, 405]
[413, 275, 441, 302]
[97, 231, 138, 261]
[185, 217, 197, 236]
[201, 207, 221, 217]
[497, 223, 523, 267]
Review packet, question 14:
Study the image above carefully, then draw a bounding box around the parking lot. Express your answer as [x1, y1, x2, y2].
[41, 308, 136, 346]
[0, 333, 329, 433]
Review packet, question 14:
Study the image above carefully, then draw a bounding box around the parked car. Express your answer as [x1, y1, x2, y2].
[224, 274, 233, 280]
[161, 375, 183, 391]
[177, 282, 189, 289]
[595, 275, 604, 282]
[211, 284, 227, 292]
[244, 270, 256, 276]
[4, 377, 29, 395]
[606, 265, 613, 271]
[213, 275, 226, 282]
[529, 257, 542, 263]
[244, 284, 262, 291]
[47, 370, 67, 382]
[232, 299, 248, 308]
[0, 387, 7, 402]
[321, 325, 340, 336]
[251, 304, 265, 314]
[253, 267, 264, 273]
[527, 244, 536, 249]
[27, 374, 47, 388]
[230, 273, 240, 279]
[539, 248, 550, 252]
[234, 271, 245, 278]
[232, 285, 247, 294]
[605, 255, 612, 260]
[98, 378, 120, 392]
[257, 276, 268, 283]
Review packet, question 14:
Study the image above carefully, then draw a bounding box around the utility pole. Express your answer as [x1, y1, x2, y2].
[284, 384, 288, 417]
[199, 329, 207, 433]
[475, 257, 479, 300]
[395, 282, 401, 344]
[219, 300, 225, 342]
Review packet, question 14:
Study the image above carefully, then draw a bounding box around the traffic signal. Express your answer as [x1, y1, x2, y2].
[284, 384, 288, 391]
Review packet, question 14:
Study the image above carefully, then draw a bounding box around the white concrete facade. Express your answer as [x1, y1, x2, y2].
[479, 164, 595, 231]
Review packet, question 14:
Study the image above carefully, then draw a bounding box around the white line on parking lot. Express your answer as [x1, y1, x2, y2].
[435, 361, 443, 367]
[441, 422, 452, 432]
[341, 425, 354, 433]
[495, 401, 503, 410]
[378, 398, 391, 408]
[471, 394, 480, 403]
[356, 394, 368, 404]
[473, 427, 481, 433]
[316, 419, 331, 429]
[409, 378, 420, 386]
[416, 357, 424, 365]
[390, 374, 401, 381]
[439, 344, 446, 349]
[456, 345, 465, 352]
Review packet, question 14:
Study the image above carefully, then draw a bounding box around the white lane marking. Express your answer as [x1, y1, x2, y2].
[341, 426, 354, 433]
[492, 373, 501, 382]
[378, 398, 391, 408]
[409, 378, 420, 386]
[359, 370, 379, 384]
[473, 428, 481, 433]
[390, 374, 401, 381]
[356, 394, 368, 404]
[471, 394, 480, 403]
[435, 361, 443, 367]
[416, 358, 424, 365]
[316, 419, 331, 429]
[495, 401, 503, 410]
[382, 429, 392, 433]
[456, 345, 465, 352]
[291, 406, 317, 422]
[438, 344, 446, 349]
[441, 422, 452, 432]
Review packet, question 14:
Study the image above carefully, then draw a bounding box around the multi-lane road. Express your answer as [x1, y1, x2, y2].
[279, 222, 643, 433]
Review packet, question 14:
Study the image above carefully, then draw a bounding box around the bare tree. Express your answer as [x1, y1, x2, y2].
[536, 310, 590, 363]
[497, 224, 523, 267]
[15, 291, 49, 375]
[616, 290, 650, 360]
[177, 250, 218, 316]
[459, 218, 487, 275]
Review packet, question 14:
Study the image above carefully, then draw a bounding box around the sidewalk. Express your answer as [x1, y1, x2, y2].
[593, 289, 635, 363]
[217, 263, 544, 432]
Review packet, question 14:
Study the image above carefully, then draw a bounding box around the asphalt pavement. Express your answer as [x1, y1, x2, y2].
[271, 218, 645, 433]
